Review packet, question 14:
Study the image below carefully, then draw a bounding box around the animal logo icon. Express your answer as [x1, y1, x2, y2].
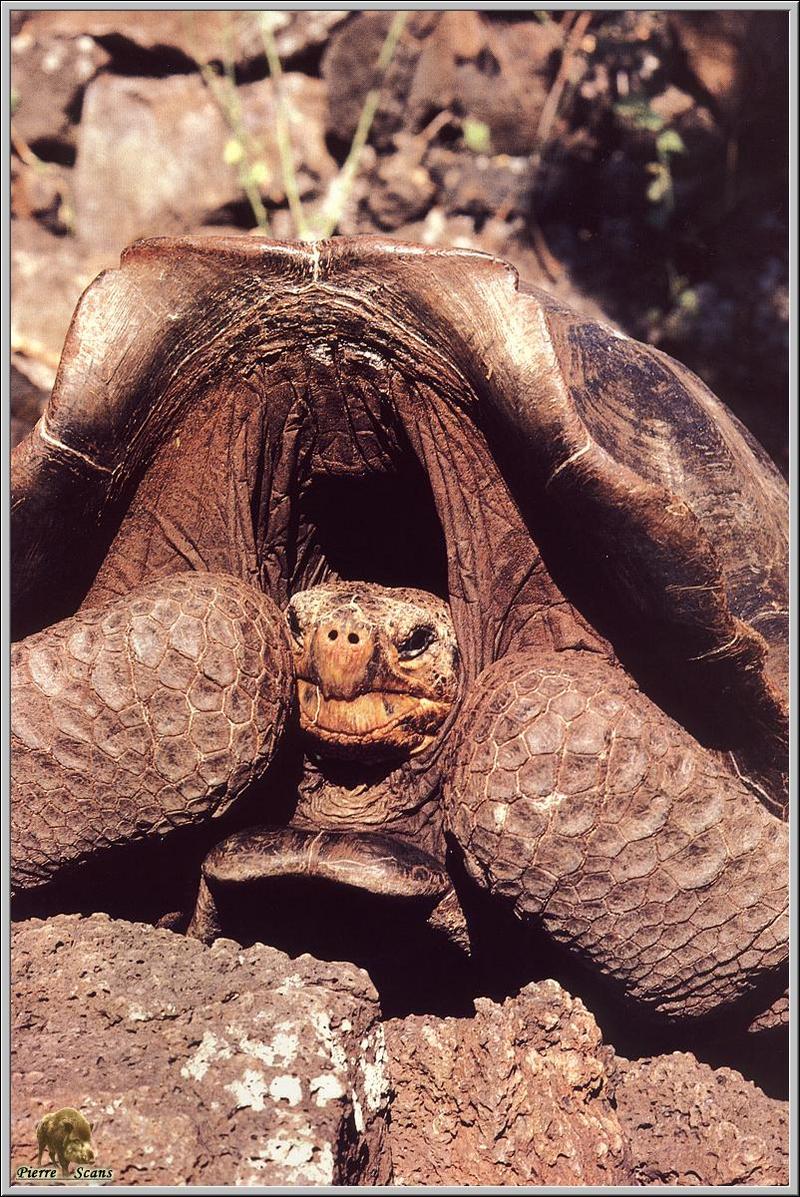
[35, 1108, 96, 1178]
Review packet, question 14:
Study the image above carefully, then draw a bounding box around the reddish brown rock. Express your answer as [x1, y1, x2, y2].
[384, 982, 789, 1187]
[11, 159, 72, 234]
[323, 12, 564, 157]
[11, 915, 391, 1185]
[11, 364, 49, 451]
[10, 23, 109, 151]
[366, 135, 437, 229]
[669, 12, 785, 111]
[425, 145, 535, 222]
[613, 1051, 789, 1185]
[407, 12, 564, 155]
[19, 10, 348, 71]
[384, 980, 627, 1186]
[72, 73, 335, 252]
[11, 221, 109, 385]
[322, 11, 436, 150]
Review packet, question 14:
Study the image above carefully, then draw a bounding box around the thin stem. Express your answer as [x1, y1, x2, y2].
[316, 11, 408, 238]
[259, 15, 310, 240]
[195, 17, 271, 233]
[11, 125, 44, 168]
[534, 10, 592, 156]
[527, 10, 593, 281]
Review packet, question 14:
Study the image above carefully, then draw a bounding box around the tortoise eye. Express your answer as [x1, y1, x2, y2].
[286, 605, 303, 643]
[398, 626, 435, 660]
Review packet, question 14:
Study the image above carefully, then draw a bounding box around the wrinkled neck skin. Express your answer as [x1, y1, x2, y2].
[82, 283, 605, 843]
[291, 753, 448, 860]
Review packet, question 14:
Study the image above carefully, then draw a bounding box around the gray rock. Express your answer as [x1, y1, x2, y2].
[11, 914, 391, 1185]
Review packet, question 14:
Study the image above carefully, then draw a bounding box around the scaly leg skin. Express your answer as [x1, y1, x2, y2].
[187, 874, 223, 944]
[447, 650, 788, 1024]
[11, 572, 294, 895]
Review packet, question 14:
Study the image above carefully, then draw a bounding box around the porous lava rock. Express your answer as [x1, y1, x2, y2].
[384, 980, 627, 1186]
[11, 915, 790, 1187]
[11, 914, 391, 1185]
[384, 982, 790, 1187]
[613, 1051, 789, 1185]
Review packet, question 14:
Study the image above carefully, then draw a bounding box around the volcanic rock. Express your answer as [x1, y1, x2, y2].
[10, 22, 108, 153]
[72, 72, 335, 252]
[384, 980, 627, 1185]
[11, 914, 391, 1185]
[613, 1051, 789, 1185]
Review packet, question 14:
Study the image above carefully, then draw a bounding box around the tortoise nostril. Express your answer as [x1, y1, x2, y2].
[328, 629, 338, 641]
[348, 632, 360, 644]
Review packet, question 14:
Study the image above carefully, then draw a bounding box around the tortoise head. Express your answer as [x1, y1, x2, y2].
[286, 582, 459, 761]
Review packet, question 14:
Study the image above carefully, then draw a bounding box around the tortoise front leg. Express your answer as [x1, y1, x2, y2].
[11, 572, 294, 895]
[446, 649, 788, 1024]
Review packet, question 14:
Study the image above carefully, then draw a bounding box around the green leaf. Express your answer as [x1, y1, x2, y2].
[646, 165, 670, 204]
[462, 118, 492, 155]
[614, 98, 665, 132]
[223, 137, 245, 166]
[246, 160, 270, 187]
[656, 129, 685, 157]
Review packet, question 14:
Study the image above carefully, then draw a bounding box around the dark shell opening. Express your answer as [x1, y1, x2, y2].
[299, 471, 449, 600]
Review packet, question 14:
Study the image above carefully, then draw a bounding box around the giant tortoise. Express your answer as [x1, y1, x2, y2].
[11, 236, 788, 1030]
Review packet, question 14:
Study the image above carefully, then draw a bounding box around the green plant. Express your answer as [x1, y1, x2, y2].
[259, 12, 309, 238]
[195, 16, 271, 232]
[614, 97, 685, 227]
[645, 128, 686, 223]
[196, 11, 408, 240]
[613, 96, 665, 133]
[462, 118, 492, 155]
